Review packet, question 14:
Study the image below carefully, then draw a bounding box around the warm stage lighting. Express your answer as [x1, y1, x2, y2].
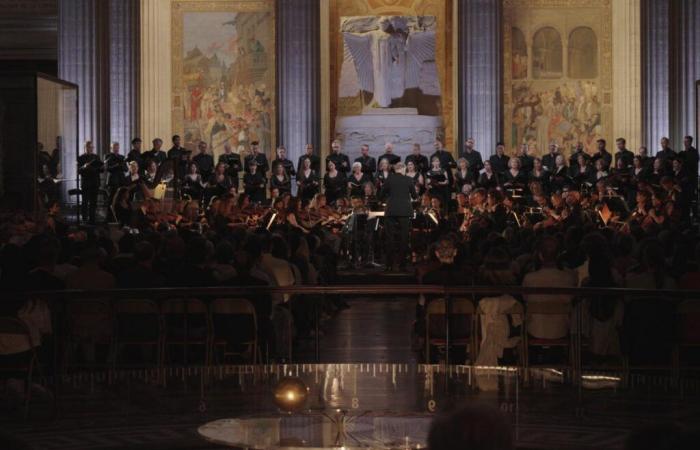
[273, 377, 309, 412]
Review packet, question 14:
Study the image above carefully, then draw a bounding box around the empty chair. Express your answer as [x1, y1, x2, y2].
[210, 298, 259, 364]
[425, 298, 476, 364]
[112, 299, 162, 369]
[62, 299, 113, 371]
[0, 317, 42, 418]
[161, 298, 210, 366]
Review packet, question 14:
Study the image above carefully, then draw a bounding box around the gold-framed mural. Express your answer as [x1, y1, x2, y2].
[503, 0, 613, 158]
[171, 0, 275, 160]
[328, 0, 454, 152]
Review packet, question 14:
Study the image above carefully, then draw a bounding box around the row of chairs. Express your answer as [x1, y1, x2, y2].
[424, 296, 700, 376]
[60, 297, 262, 373]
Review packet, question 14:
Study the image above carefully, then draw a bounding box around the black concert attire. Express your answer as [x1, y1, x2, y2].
[126, 149, 144, 172]
[348, 172, 372, 198]
[378, 153, 401, 167]
[518, 154, 534, 175]
[375, 170, 391, 198]
[489, 153, 509, 176]
[591, 149, 613, 170]
[549, 166, 572, 192]
[323, 171, 347, 204]
[568, 149, 590, 170]
[218, 152, 242, 190]
[37, 173, 58, 207]
[244, 152, 270, 176]
[570, 164, 595, 190]
[656, 147, 677, 169]
[105, 152, 127, 216]
[459, 149, 484, 178]
[407, 171, 424, 196]
[326, 152, 351, 175]
[381, 172, 416, 270]
[270, 174, 292, 196]
[183, 173, 205, 201]
[529, 169, 551, 192]
[207, 173, 235, 200]
[272, 157, 296, 177]
[168, 146, 191, 180]
[37, 149, 60, 178]
[503, 169, 527, 191]
[192, 152, 215, 181]
[297, 154, 321, 173]
[541, 153, 559, 172]
[296, 169, 319, 201]
[430, 149, 457, 171]
[355, 155, 377, 179]
[454, 169, 474, 194]
[406, 153, 430, 174]
[243, 171, 266, 203]
[77, 153, 102, 223]
[478, 171, 500, 190]
[615, 148, 635, 169]
[142, 148, 167, 167]
[426, 168, 450, 206]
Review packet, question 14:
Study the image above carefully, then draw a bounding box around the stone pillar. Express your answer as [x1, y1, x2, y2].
[109, 0, 140, 149]
[276, 0, 321, 166]
[139, 0, 172, 144]
[642, 0, 670, 152]
[612, 0, 643, 151]
[457, 0, 502, 158]
[671, 0, 700, 149]
[58, 0, 110, 155]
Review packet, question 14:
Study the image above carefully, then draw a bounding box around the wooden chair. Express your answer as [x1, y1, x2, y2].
[425, 298, 476, 364]
[524, 300, 573, 371]
[161, 298, 210, 366]
[673, 299, 700, 372]
[112, 299, 163, 370]
[0, 317, 41, 418]
[62, 299, 113, 372]
[210, 298, 259, 364]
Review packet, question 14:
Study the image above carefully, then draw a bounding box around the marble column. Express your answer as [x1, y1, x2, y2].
[612, 0, 643, 151]
[671, 0, 700, 148]
[58, 0, 110, 155]
[457, 0, 502, 158]
[109, 0, 140, 149]
[642, 0, 670, 152]
[139, 0, 172, 144]
[276, 0, 321, 165]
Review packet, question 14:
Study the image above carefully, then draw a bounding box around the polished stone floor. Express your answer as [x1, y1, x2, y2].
[2, 297, 700, 449]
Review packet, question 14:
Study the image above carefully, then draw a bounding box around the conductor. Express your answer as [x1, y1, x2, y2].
[381, 162, 416, 272]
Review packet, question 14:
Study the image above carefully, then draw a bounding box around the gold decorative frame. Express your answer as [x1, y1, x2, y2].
[171, 0, 275, 153]
[503, 0, 613, 156]
[328, 0, 454, 149]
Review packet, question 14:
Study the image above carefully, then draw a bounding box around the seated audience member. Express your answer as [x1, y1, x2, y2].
[522, 236, 577, 340]
[428, 403, 514, 450]
[65, 245, 116, 290]
[116, 241, 164, 288]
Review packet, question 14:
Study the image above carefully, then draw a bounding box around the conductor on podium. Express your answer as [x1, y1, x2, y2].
[381, 162, 416, 272]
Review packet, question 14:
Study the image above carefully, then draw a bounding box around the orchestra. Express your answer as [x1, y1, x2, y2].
[68, 135, 697, 269]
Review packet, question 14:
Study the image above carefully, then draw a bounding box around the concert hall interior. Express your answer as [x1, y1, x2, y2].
[1, 1, 700, 449]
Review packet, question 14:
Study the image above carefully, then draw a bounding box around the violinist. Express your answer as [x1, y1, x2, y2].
[323, 160, 347, 205]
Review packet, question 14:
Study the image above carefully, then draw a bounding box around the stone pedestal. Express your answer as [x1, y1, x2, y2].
[335, 114, 442, 162]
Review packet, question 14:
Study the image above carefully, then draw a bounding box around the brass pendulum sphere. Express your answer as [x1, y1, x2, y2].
[273, 377, 309, 411]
